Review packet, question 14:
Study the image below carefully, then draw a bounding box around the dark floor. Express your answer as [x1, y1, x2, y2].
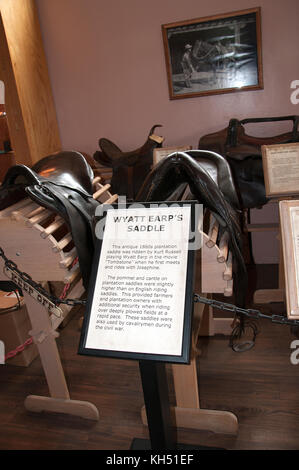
[0, 264, 299, 450]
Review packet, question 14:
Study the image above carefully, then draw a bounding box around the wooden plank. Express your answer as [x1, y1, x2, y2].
[224, 279, 233, 297]
[217, 231, 229, 263]
[223, 252, 233, 280]
[253, 288, 285, 304]
[247, 223, 279, 232]
[40, 217, 65, 238]
[104, 194, 118, 204]
[0, 198, 31, 217]
[0, 13, 31, 166]
[26, 208, 52, 226]
[0, 217, 66, 281]
[93, 183, 111, 200]
[59, 248, 77, 268]
[11, 202, 40, 220]
[0, 0, 61, 164]
[64, 266, 81, 284]
[206, 214, 219, 247]
[53, 233, 73, 252]
[92, 176, 101, 186]
[201, 232, 229, 294]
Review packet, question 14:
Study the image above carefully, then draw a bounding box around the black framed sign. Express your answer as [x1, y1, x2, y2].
[78, 201, 197, 364]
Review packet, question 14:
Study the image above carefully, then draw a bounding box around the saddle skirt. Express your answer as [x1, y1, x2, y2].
[0, 151, 99, 289]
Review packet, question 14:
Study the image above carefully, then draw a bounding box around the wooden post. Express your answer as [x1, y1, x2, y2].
[141, 238, 238, 435]
[0, 0, 61, 165]
[0, 172, 117, 420]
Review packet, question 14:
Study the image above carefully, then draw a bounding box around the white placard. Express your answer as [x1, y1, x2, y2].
[262, 143, 299, 197]
[84, 205, 192, 358]
[290, 207, 299, 310]
[279, 200, 299, 319]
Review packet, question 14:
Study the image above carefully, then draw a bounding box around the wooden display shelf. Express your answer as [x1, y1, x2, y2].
[0, 177, 116, 420]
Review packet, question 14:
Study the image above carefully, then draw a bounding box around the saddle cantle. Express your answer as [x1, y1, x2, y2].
[0, 151, 99, 289]
[136, 151, 247, 310]
[198, 115, 299, 209]
[185, 150, 240, 210]
[93, 125, 164, 200]
[32, 151, 95, 194]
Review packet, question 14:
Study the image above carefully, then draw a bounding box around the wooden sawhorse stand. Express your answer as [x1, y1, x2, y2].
[245, 198, 286, 305]
[142, 213, 238, 435]
[0, 176, 117, 420]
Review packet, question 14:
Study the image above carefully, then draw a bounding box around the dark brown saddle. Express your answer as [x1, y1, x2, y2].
[93, 125, 164, 199]
[199, 116, 299, 209]
[0, 151, 99, 289]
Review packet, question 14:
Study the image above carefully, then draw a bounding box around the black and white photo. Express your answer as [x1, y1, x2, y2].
[162, 8, 263, 100]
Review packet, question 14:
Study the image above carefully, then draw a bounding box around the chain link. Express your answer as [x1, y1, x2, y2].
[1, 245, 299, 328]
[194, 293, 299, 327]
[0, 246, 86, 307]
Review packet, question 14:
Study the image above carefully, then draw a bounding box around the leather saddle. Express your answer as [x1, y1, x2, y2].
[93, 125, 164, 200]
[136, 151, 247, 309]
[184, 150, 240, 210]
[198, 116, 299, 209]
[0, 151, 99, 289]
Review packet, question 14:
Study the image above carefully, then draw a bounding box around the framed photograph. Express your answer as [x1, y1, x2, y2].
[279, 200, 299, 319]
[79, 201, 197, 364]
[153, 145, 192, 166]
[162, 7, 263, 100]
[262, 143, 299, 197]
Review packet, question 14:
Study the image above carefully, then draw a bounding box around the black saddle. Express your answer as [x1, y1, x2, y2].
[184, 150, 240, 210]
[136, 151, 247, 310]
[0, 151, 99, 289]
[93, 125, 163, 199]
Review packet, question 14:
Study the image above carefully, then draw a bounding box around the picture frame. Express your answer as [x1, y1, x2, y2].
[153, 145, 192, 166]
[78, 201, 196, 364]
[279, 200, 299, 319]
[162, 7, 263, 100]
[262, 143, 299, 198]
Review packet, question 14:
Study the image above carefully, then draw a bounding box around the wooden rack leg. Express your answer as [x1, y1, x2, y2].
[140, 300, 238, 435]
[171, 358, 238, 435]
[253, 232, 285, 304]
[198, 296, 233, 337]
[170, 299, 237, 435]
[19, 290, 99, 421]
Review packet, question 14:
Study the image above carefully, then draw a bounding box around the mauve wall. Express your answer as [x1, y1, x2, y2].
[35, 0, 299, 263]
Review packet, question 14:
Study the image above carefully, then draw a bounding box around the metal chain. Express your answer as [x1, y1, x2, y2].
[1, 244, 299, 328]
[0, 246, 86, 307]
[194, 293, 299, 327]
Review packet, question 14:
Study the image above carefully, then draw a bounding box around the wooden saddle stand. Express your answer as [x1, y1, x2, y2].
[0, 184, 238, 435]
[141, 209, 238, 435]
[0, 176, 117, 421]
